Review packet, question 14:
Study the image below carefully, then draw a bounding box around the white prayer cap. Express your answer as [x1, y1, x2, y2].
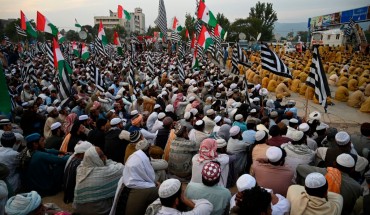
[46, 106, 56, 113]
[165, 104, 174, 113]
[289, 118, 298, 124]
[255, 130, 267, 141]
[192, 87, 199, 92]
[230, 83, 238, 90]
[214, 116, 222, 124]
[110, 118, 123, 126]
[184, 112, 191, 120]
[154, 104, 161, 109]
[195, 120, 204, 126]
[204, 82, 211, 87]
[206, 96, 213, 101]
[115, 95, 122, 100]
[226, 90, 233, 97]
[250, 109, 257, 113]
[215, 93, 221, 98]
[119, 130, 130, 141]
[50, 122, 62, 131]
[336, 153, 355, 168]
[236, 174, 256, 192]
[158, 178, 181, 198]
[135, 139, 150, 151]
[266, 146, 283, 162]
[79, 115, 89, 121]
[188, 96, 196, 102]
[253, 97, 260, 102]
[309, 111, 321, 121]
[230, 126, 241, 137]
[74, 141, 93, 154]
[316, 125, 326, 131]
[42, 86, 48, 91]
[216, 139, 227, 148]
[190, 108, 198, 116]
[291, 131, 305, 142]
[335, 131, 350, 146]
[158, 112, 166, 120]
[224, 118, 232, 125]
[165, 83, 171, 88]
[206, 109, 215, 116]
[161, 91, 168, 96]
[298, 123, 310, 132]
[234, 102, 242, 108]
[131, 110, 139, 116]
[53, 99, 60, 105]
[305, 172, 327, 189]
[218, 83, 224, 89]
[235, 114, 243, 121]
[173, 87, 178, 92]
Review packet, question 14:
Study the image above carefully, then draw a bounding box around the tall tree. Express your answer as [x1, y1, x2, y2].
[65, 30, 79, 41]
[247, 1, 277, 41]
[216, 13, 230, 32]
[228, 18, 248, 42]
[146, 25, 160, 36]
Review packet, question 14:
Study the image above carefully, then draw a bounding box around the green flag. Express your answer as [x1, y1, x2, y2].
[0, 63, 12, 115]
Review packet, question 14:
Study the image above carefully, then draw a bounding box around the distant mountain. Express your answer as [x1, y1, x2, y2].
[274, 22, 308, 37]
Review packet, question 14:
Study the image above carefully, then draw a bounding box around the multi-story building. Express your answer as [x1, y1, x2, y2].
[125, 8, 145, 35]
[93, 10, 125, 29]
[94, 8, 145, 35]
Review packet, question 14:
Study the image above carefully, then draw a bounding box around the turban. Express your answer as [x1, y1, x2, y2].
[5, 191, 42, 215]
[131, 114, 143, 127]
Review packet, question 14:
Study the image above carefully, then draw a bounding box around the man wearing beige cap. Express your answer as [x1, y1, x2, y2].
[316, 131, 368, 175]
[287, 172, 343, 214]
[296, 153, 362, 214]
[145, 178, 213, 214]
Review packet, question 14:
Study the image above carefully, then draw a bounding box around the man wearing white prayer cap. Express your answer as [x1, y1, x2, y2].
[229, 174, 257, 209]
[203, 109, 216, 134]
[296, 152, 362, 214]
[316, 131, 368, 175]
[252, 146, 294, 196]
[45, 122, 64, 150]
[227, 126, 249, 154]
[43, 106, 59, 138]
[63, 141, 93, 203]
[287, 172, 343, 215]
[146, 178, 213, 214]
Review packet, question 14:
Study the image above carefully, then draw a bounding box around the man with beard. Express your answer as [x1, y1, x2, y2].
[45, 122, 65, 150]
[43, 107, 60, 138]
[21, 133, 69, 196]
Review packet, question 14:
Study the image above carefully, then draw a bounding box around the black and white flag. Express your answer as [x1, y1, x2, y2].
[236, 43, 249, 66]
[306, 46, 331, 110]
[89, 63, 105, 92]
[231, 47, 239, 74]
[44, 42, 54, 69]
[261, 43, 292, 78]
[94, 37, 108, 58]
[177, 57, 185, 82]
[15, 25, 27, 37]
[21, 60, 37, 83]
[345, 18, 355, 36]
[154, 0, 168, 41]
[146, 55, 155, 77]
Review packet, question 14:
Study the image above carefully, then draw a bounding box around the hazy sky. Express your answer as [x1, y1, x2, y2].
[1, 0, 368, 31]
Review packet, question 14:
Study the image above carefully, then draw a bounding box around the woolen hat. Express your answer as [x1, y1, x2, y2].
[130, 131, 141, 143]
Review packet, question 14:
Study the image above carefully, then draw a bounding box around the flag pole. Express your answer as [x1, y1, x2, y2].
[304, 92, 309, 121]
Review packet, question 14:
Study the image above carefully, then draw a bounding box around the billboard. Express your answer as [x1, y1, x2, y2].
[308, 6, 370, 30]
